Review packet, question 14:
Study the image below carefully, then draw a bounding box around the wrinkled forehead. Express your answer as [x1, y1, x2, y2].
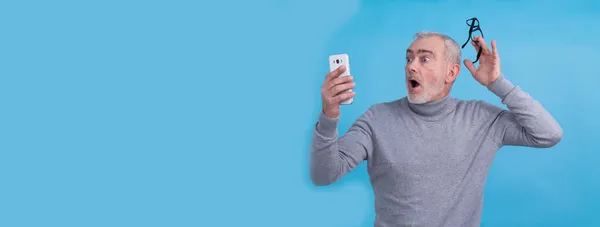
[406, 37, 445, 56]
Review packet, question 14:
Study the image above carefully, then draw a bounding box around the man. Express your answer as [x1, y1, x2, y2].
[309, 32, 563, 227]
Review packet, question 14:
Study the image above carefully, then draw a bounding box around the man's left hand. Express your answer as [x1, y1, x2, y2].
[463, 36, 501, 87]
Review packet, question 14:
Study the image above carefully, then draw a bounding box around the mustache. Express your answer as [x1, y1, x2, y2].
[406, 74, 423, 83]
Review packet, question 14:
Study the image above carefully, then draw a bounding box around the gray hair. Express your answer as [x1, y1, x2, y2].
[414, 31, 461, 65]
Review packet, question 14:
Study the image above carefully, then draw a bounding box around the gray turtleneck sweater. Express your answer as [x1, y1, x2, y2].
[309, 75, 563, 227]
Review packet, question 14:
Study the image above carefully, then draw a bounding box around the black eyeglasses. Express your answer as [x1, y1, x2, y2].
[461, 17, 484, 64]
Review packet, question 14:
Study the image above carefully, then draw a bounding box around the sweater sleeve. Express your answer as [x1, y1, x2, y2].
[486, 74, 563, 148]
[309, 107, 375, 186]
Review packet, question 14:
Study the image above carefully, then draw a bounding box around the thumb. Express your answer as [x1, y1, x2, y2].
[463, 59, 477, 76]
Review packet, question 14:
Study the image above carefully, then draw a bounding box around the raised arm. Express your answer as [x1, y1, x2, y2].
[310, 108, 374, 186]
[309, 65, 373, 186]
[463, 36, 563, 148]
[486, 75, 563, 147]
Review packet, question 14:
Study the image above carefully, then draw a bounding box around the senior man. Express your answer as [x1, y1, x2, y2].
[310, 31, 563, 227]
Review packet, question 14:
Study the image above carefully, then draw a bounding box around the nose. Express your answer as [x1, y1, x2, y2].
[406, 60, 418, 74]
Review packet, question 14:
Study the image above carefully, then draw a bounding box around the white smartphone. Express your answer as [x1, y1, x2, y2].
[328, 53, 353, 105]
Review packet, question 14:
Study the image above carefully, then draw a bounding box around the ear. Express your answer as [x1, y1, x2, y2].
[445, 63, 460, 84]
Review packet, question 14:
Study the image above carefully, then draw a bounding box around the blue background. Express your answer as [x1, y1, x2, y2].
[1, 0, 599, 226]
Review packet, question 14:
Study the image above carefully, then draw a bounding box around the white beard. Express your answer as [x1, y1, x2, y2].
[407, 74, 445, 104]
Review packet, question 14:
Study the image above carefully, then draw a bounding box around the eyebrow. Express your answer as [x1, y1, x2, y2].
[406, 49, 435, 56]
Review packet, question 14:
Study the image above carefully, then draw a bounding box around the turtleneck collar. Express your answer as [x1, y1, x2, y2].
[407, 95, 457, 121]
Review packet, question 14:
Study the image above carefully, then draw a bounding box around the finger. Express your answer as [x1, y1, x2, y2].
[329, 81, 356, 96]
[463, 59, 477, 75]
[474, 36, 491, 55]
[491, 40, 498, 57]
[471, 41, 482, 55]
[328, 75, 354, 90]
[334, 91, 356, 103]
[325, 65, 346, 82]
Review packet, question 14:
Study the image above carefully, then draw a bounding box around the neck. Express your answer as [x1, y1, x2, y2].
[407, 93, 456, 120]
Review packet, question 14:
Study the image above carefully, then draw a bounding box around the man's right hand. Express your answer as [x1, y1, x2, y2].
[321, 65, 356, 118]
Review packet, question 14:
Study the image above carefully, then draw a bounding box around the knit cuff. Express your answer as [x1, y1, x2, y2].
[316, 111, 339, 138]
[487, 74, 515, 100]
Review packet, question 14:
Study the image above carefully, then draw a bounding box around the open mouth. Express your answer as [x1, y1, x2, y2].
[409, 79, 421, 88]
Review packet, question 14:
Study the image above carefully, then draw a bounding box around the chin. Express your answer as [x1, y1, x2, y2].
[407, 94, 429, 104]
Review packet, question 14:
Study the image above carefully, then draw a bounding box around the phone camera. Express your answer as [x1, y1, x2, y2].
[336, 59, 340, 64]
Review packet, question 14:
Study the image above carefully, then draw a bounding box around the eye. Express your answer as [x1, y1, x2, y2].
[422, 57, 430, 62]
[406, 57, 413, 63]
